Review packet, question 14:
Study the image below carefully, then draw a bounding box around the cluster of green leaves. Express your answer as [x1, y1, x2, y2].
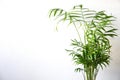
[49, 5, 117, 80]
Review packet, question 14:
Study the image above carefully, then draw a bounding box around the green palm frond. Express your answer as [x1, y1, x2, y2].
[49, 5, 96, 24]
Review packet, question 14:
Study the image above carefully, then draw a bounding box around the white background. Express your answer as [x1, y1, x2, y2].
[0, 0, 120, 80]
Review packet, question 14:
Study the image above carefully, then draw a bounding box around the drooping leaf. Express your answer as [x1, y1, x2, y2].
[75, 68, 83, 72]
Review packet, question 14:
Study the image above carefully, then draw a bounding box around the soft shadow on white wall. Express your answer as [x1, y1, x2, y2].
[0, 0, 120, 80]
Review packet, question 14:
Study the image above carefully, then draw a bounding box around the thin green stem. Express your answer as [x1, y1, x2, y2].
[73, 22, 82, 43]
[80, 7, 89, 45]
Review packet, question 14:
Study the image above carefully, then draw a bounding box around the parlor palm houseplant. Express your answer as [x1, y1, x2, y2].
[49, 5, 117, 80]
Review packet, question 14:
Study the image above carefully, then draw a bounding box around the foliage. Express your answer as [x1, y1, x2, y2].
[49, 5, 117, 80]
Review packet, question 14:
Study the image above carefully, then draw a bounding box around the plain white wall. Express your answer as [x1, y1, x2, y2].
[0, 0, 120, 80]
